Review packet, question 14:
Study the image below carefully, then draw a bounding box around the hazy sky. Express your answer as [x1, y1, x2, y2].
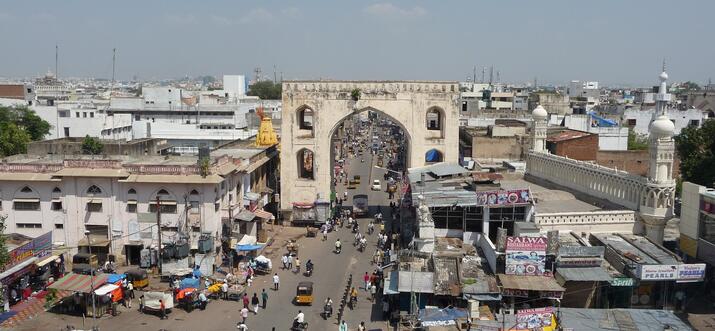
[1, 0, 713, 85]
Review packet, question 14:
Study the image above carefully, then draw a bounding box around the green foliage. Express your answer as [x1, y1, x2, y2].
[627, 129, 648, 150]
[350, 88, 361, 101]
[680, 81, 701, 91]
[675, 120, 715, 187]
[81, 135, 104, 155]
[0, 215, 10, 269]
[0, 122, 31, 157]
[247, 80, 282, 100]
[0, 106, 51, 157]
[199, 157, 211, 177]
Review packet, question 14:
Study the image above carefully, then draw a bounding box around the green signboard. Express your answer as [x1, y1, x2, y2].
[609, 278, 634, 287]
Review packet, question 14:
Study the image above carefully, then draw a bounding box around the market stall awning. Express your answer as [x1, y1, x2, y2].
[254, 209, 274, 220]
[236, 244, 264, 251]
[94, 283, 119, 296]
[292, 202, 314, 208]
[235, 209, 256, 222]
[384, 271, 399, 295]
[498, 274, 565, 292]
[556, 267, 613, 282]
[49, 273, 109, 293]
[0, 257, 38, 281]
[35, 254, 60, 267]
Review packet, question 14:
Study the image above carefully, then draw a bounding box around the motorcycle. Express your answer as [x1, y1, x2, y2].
[305, 264, 313, 277]
[291, 320, 308, 331]
[335, 243, 342, 254]
[358, 241, 366, 252]
[322, 303, 333, 320]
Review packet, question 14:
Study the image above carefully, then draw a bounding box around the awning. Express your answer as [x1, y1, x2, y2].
[51, 197, 62, 202]
[556, 267, 613, 282]
[292, 202, 314, 208]
[94, 283, 119, 296]
[87, 199, 102, 204]
[254, 209, 274, 220]
[152, 200, 177, 205]
[244, 192, 261, 202]
[237, 235, 257, 246]
[0, 257, 38, 281]
[384, 270, 399, 295]
[127, 199, 137, 204]
[78, 235, 111, 247]
[463, 293, 503, 301]
[498, 274, 565, 292]
[398, 271, 434, 293]
[235, 209, 256, 222]
[236, 244, 263, 251]
[13, 198, 40, 203]
[48, 273, 109, 293]
[36, 254, 60, 267]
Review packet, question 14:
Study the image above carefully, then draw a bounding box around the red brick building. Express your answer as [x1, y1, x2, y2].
[546, 129, 598, 161]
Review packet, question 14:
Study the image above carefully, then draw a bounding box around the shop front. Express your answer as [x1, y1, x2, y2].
[0, 232, 53, 308]
[498, 274, 565, 312]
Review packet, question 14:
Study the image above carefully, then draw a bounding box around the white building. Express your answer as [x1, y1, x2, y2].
[561, 114, 629, 151]
[622, 108, 705, 136]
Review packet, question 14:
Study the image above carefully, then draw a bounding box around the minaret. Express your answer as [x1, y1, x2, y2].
[640, 67, 676, 244]
[531, 105, 548, 153]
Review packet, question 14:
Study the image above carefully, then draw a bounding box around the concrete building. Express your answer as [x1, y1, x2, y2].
[623, 108, 706, 136]
[561, 114, 629, 151]
[567, 80, 600, 112]
[279, 81, 459, 215]
[528, 91, 571, 116]
[0, 138, 279, 271]
[0, 84, 34, 106]
[546, 129, 598, 161]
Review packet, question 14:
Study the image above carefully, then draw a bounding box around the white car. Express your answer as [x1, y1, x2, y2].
[371, 180, 381, 191]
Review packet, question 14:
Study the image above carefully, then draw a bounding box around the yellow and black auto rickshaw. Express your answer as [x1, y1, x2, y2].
[294, 281, 314, 305]
[125, 268, 149, 289]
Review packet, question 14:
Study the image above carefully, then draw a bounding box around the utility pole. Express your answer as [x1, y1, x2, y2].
[111, 48, 116, 96]
[156, 196, 162, 274]
[473, 65, 477, 84]
[481, 67, 486, 83]
[489, 66, 494, 85]
[55, 44, 59, 79]
[273, 65, 277, 83]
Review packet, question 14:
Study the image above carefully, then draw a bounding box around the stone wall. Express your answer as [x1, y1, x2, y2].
[534, 210, 636, 233]
[547, 134, 598, 161]
[596, 150, 681, 178]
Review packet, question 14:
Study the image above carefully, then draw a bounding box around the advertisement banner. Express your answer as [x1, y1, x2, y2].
[516, 307, 554, 330]
[677, 264, 706, 282]
[2, 231, 53, 272]
[609, 278, 634, 287]
[475, 189, 531, 207]
[502, 289, 529, 298]
[505, 236, 547, 276]
[637, 264, 678, 280]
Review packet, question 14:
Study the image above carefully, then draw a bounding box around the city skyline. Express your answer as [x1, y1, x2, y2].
[0, 0, 713, 85]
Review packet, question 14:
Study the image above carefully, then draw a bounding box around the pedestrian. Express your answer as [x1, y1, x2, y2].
[159, 299, 166, 320]
[358, 321, 366, 331]
[339, 320, 348, 331]
[127, 281, 135, 299]
[261, 289, 268, 309]
[222, 281, 229, 300]
[281, 254, 288, 270]
[247, 276, 253, 288]
[251, 293, 260, 314]
[241, 306, 249, 323]
[139, 295, 145, 313]
[242, 293, 250, 308]
[204, 277, 211, 290]
[295, 257, 301, 273]
[382, 299, 390, 320]
[364, 272, 370, 290]
[323, 229, 328, 241]
[273, 273, 280, 290]
[287, 254, 293, 270]
[127, 295, 132, 309]
[370, 283, 377, 301]
[236, 322, 248, 331]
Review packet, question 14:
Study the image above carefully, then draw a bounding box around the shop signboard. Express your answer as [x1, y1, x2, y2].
[505, 236, 547, 276]
[516, 307, 554, 330]
[502, 289, 529, 298]
[475, 189, 531, 207]
[609, 277, 634, 287]
[637, 264, 678, 280]
[2, 231, 52, 272]
[677, 264, 706, 282]
[539, 291, 564, 299]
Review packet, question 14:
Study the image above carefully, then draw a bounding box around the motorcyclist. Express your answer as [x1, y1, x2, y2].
[350, 287, 358, 307]
[306, 260, 314, 273]
[367, 222, 375, 235]
[295, 310, 305, 324]
[359, 237, 367, 251]
[324, 297, 333, 317]
[335, 239, 342, 253]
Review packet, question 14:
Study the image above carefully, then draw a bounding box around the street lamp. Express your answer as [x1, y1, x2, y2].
[84, 230, 96, 330]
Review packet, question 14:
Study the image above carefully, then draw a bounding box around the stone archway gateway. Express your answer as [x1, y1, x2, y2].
[279, 80, 459, 215]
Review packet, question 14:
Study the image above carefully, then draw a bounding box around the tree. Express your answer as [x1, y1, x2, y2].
[675, 120, 715, 187]
[15, 107, 51, 141]
[0, 216, 9, 269]
[247, 80, 282, 100]
[81, 135, 104, 155]
[0, 122, 31, 157]
[627, 129, 648, 150]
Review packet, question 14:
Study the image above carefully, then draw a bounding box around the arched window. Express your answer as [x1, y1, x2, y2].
[14, 186, 40, 211]
[127, 188, 138, 213]
[425, 149, 443, 163]
[297, 148, 315, 179]
[128, 188, 136, 195]
[297, 106, 314, 130]
[189, 189, 200, 214]
[52, 187, 62, 193]
[86, 185, 102, 196]
[426, 107, 444, 131]
[51, 187, 63, 211]
[149, 189, 177, 214]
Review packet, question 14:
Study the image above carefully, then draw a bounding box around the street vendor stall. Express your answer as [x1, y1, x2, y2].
[48, 273, 110, 317]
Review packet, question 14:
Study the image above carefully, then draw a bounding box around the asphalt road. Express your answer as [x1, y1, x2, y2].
[21, 141, 398, 331]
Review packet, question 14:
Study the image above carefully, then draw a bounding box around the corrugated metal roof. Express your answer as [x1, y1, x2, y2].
[498, 274, 565, 291]
[557, 267, 613, 282]
[398, 271, 434, 293]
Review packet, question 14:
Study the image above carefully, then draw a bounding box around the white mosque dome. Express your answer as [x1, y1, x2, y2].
[651, 115, 675, 137]
[532, 105, 548, 120]
[659, 71, 669, 82]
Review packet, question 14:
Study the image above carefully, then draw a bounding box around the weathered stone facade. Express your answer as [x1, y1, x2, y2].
[279, 81, 459, 212]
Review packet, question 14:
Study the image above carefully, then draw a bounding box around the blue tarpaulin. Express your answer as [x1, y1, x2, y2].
[180, 277, 200, 289]
[192, 267, 202, 278]
[425, 149, 442, 162]
[235, 244, 264, 251]
[589, 112, 617, 127]
[107, 273, 127, 284]
[418, 307, 469, 326]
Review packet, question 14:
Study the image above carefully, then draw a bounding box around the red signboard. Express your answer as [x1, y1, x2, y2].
[475, 189, 531, 206]
[2, 231, 52, 272]
[505, 236, 548, 276]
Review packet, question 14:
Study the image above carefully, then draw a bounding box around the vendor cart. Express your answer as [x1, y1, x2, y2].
[252, 255, 273, 274]
[306, 227, 318, 237]
[286, 240, 300, 255]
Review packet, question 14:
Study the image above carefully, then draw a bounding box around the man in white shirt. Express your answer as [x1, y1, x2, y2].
[294, 310, 305, 323]
[281, 254, 288, 270]
[221, 282, 229, 300]
[272, 273, 280, 290]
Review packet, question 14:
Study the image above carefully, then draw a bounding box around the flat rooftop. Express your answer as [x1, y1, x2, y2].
[501, 177, 616, 213]
[591, 233, 681, 265]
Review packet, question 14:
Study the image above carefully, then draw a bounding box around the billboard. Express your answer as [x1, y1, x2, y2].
[637, 264, 678, 280]
[505, 236, 548, 276]
[475, 189, 531, 206]
[677, 264, 706, 282]
[2, 231, 52, 272]
[516, 307, 554, 330]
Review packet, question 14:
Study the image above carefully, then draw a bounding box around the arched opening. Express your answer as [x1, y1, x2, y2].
[297, 148, 315, 180]
[297, 105, 314, 132]
[85, 185, 104, 213]
[426, 107, 444, 131]
[86, 185, 103, 196]
[51, 187, 63, 211]
[425, 148, 443, 163]
[127, 188, 138, 213]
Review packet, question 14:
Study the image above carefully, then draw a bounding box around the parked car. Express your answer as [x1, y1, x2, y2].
[371, 180, 381, 191]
